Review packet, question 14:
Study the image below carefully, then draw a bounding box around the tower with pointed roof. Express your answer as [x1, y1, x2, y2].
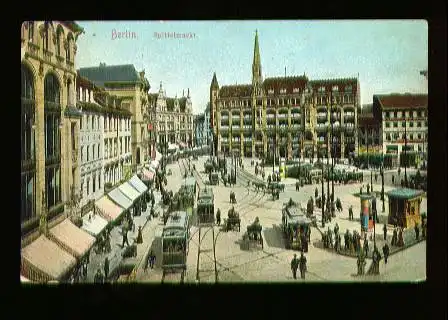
[210, 72, 220, 154]
[252, 30, 263, 95]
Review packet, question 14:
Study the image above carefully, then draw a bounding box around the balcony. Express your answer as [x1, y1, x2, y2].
[316, 124, 330, 132]
[242, 125, 252, 131]
[278, 113, 288, 119]
[231, 125, 240, 131]
[266, 114, 275, 118]
[221, 115, 229, 120]
[220, 126, 229, 131]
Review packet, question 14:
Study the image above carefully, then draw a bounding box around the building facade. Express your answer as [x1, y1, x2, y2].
[194, 113, 206, 147]
[21, 21, 84, 240]
[357, 104, 382, 154]
[148, 82, 194, 148]
[78, 64, 150, 166]
[373, 93, 428, 162]
[210, 31, 359, 160]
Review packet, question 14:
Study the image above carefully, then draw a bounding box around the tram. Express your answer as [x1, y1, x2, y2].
[197, 187, 215, 225]
[161, 211, 190, 280]
[282, 203, 312, 250]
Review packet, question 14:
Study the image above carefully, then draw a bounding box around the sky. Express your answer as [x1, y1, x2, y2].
[75, 20, 428, 114]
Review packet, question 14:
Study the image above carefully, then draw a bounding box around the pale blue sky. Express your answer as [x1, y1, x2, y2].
[75, 20, 428, 114]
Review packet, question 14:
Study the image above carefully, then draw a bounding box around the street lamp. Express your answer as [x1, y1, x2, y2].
[404, 120, 408, 187]
[321, 149, 325, 228]
[326, 123, 330, 218]
[381, 157, 385, 213]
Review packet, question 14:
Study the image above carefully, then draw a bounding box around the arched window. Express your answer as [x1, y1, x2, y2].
[56, 26, 63, 56]
[21, 64, 36, 224]
[44, 73, 62, 209]
[87, 145, 90, 162]
[43, 22, 50, 51]
[93, 174, 96, 193]
[81, 146, 84, 162]
[86, 178, 90, 196]
[28, 21, 34, 42]
[97, 144, 100, 159]
[66, 34, 72, 62]
[67, 78, 73, 106]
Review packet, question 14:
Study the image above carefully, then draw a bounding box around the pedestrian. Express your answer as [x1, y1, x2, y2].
[357, 251, 366, 275]
[348, 205, 353, 221]
[290, 254, 299, 279]
[122, 226, 130, 247]
[344, 230, 349, 251]
[397, 228, 404, 247]
[375, 173, 378, 182]
[414, 223, 420, 241]
[315, 187, 318, 199]
[383, 224, 387, 241]
[149, 249, 156, 269]
[367, 184, 370, 194]
[306, 227, 311, 243]
[391, 228, 397, 246]
[392, 175, 395, 185]
[299, 251, 307, 279]
[216, 209, 221, 226]
[94, 268, 104, 284]
[136, 226, 143, 244]
[363, 238, 369, 257]
[334, 223, 339, 238]
[382, 242, 390, 264]
[104, 257, 109, 281]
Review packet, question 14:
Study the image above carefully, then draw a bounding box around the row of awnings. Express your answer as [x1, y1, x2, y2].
[140, 159, 160, 182]
[21, 175, 149, 283]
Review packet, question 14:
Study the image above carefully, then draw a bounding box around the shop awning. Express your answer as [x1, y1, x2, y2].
[150, 160, 160, 169]
[48, 219, 95, 258]
[108, 188, 133, 211]
[129, 175, 148, 193]
[119, 182, 141, 202]
[21, 235, 77, 282]
[21, 275, 32, 283]
[155, 151, 162, 161]
[81, 212, 109, 237]
[141, 169, 155, 181]
[95, 195, 124, 222]
[386, 188, 425, 200]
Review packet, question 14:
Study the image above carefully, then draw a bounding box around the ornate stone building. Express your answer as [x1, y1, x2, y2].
[148, 82, 194, 148]
[357, 104, 382, 154]
[21, 21, 84, 241]
[210, 31, 360, 160]
[78, 64, 150, 166]
[373, 93, 428, 163]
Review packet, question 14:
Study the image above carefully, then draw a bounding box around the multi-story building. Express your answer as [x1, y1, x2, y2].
[210, 31, 359, 160]
[21, 21, 84, 241]
[78, 64, 150, 166]
[194, 113, 206, 147]
[148, 82, 194, 148]
[373, 93, 428, 163]
[357, 103, 382, 154]
[204, 103, 212, 147]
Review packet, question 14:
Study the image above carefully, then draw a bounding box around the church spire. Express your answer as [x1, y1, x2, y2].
[252, 30, 263, 93]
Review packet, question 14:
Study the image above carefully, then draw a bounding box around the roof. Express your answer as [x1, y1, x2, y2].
[78, 64, 141, 88]
[61, 21, 84, 34]
[183, 177, 196, 186]
[219, 85, 253, 98]
[76, 73, 96, 90]
[21, 235, 77, 281]
[198, 187, 214, 199]
[386, 188, 425, 200]
[128, 175, 148, 194]
[179, 97, 187, 112]
[48, 219, 95, 258]
[374, 94, 428, 110]
[81, 213, 108, 237]
[211, 72, 219, 89]
[163, 211, 189, 231]
[118, 182, 142, 202]
[263, 76, 308, 95]
[309, 78, 358, 93]
[166, 98, 175, 111]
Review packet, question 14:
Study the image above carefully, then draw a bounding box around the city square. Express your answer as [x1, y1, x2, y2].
[20, 20, 428, 284]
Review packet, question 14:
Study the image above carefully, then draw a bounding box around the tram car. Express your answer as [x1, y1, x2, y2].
[161, 211, 190, 280]
[282, 205, 312, 250]
[183, 176, 197, 194]
[197, 187, 215, 225]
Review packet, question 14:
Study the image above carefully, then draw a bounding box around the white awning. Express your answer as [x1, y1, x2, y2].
[81, 212, 109, 237]
[129, 175, 148, 193]
[118, 182, 141, 202]
[108, 187, 133, 210]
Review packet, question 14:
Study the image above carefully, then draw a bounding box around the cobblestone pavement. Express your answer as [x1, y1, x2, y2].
[122, 155, 426, 283]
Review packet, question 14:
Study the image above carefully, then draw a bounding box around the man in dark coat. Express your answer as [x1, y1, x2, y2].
[291, 254, 299, 279]
[392, 175, 395, 185]
[357, 251, 366, 275]
[334, 223, 339, 238]
[397, 228, 404, 247]
[104, 257, 109, 280]
[216, 209, 221, 226]
[383, 224, 388, 241]
[122, 225, 130, 247]
[414, 223, 420, 241]
[382, 242, 390, 264]
[363, 238, 369, 257]
[299, 252, 307, 279]
[136, 226, 143, 244]
[94, 268, 104, 284]
[391, 228, 397, 246]
[348, 205, 354, 221]
[344, 230, 350, 251]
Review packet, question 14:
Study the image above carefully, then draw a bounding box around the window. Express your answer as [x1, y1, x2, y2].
[425, 121, 428, 127]
[410, 134, 414, 140]
[417, 133, 421, 139]
[402, 122, 406, 127]
[410, 122, 414, 127]
[66, 35, 72, 62]
[81, 146, 84, 162]
[21, 64, 36, 223]
[87, 179, 90, 196]
[43, 22, 49, 51]
[56, 27, 62, 56]
[44, 73, 62, 209]
[394, 111, 397, 118]
[417, 122, 421, 127]
[93, 174, 96, 193]
[385, 111, 390, 118]
[91, 116, 94, 130]
[386, 133, 391, 141]
[385, 122, 390, 128]
[87, 145, 89, 162]
[97, 144, 100, 159]
[393, 122, 398, 128]
[28, 22, 34, 42]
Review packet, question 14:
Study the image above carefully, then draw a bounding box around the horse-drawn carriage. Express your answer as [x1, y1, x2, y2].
[225, 206, 241, 232]
[204, 159, 214, 174]
[242, 217, 263, 250]
[209, 172, 219, 185]
[229, 191, 237, 204]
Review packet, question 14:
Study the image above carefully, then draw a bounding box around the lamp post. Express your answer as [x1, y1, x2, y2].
[326, 124, 330, 216]
[321, 149, 325, 228]
[404, 120, 408, 187]
[330, 93, 334, 209]
[381, 156, 385, 213]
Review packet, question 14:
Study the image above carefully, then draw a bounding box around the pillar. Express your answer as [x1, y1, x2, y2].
[35, 75, 45, 218]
